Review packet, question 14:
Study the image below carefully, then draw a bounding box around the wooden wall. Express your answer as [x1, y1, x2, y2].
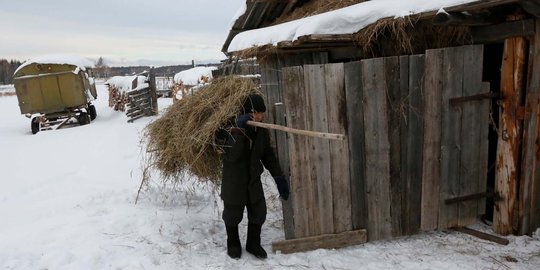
[260, 40, 540, 247]
[268, 45, 496, 243]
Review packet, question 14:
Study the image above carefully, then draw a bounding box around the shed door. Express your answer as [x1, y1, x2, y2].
[421, 45, 490, 230]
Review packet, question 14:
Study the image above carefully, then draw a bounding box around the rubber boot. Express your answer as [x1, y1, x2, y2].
[226, 226, 242, 259]
[246, 222, 267, 259]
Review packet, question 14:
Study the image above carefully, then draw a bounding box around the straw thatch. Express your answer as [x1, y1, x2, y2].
[144, 76, 259, 184]
[353, 16, 472, 57]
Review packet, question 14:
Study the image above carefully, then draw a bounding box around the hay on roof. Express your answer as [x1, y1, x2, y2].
[352, 16, 472, 57]
[144, 76, 259, 184]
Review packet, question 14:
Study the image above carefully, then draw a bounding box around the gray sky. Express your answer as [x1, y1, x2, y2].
[0, 0, 244, 66]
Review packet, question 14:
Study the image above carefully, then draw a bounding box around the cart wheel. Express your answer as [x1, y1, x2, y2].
[31, 117, 40, 134]
[88, 104, 97, 121]
[78, 112, 90, 125]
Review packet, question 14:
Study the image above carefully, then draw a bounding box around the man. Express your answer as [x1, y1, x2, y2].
[220, 94, 290, 259]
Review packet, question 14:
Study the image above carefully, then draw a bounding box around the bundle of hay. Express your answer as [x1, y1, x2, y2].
[145, 76, 258, 184]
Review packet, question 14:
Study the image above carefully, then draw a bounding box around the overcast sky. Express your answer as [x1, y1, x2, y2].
[0, 0, 244, 67]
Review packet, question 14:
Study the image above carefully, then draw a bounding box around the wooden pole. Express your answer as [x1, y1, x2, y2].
[246, 120, 346, 141]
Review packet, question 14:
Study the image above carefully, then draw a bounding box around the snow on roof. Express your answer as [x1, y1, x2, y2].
[15, 54, 95, 74]
[227, 0, 479, 52]
[173, 66, 218, 85]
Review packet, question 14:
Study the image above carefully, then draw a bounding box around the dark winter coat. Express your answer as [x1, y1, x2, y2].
[220, 126, 283, 205]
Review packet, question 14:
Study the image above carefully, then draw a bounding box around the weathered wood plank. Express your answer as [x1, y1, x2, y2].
[471, 19, 536, 43]
[478, 82, 491, 216]
[362, 58, 393, 241]
[344, 61, 367, 231]
[272, 229, 367, 254]
[405, 54, 425, 235]
[274, 85, 294, 240]
[439, 46, 464, 229]
[459, 45, 485, 226]
[519, 19, 540, 235]
[399, 56, 411, 234]
[324, 63, 352, 233]
[304, 64, 334, 235]
[421, 49, 444, 231]
[384, 56, 403, 237]
[283, 66, 310, 238]
[494, 36, 526, 235]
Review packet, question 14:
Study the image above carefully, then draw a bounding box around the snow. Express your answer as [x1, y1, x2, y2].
[173, 66, 217, 85]
[0, 84, 15, 94]
[14, 54, 95, 74]
[106, 75, 148, 92]
[1, 84, 540, 269]
[227, 0, 479, 52]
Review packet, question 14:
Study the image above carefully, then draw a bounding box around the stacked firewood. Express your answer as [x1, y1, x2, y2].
[171, 82, 187, 103]
[107, 85, 129, 112]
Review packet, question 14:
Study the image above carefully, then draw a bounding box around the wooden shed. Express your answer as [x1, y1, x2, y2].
[222, 0, 540, 254]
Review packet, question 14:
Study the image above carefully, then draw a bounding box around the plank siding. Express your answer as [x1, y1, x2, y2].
[324, 63, 352, 233]
[399, 56, 411, 235]
[344, 61, 368, 231]
[384, 56, 404, 237]
[459, 45, 485, 226]
[439, 47, 464, 229]
[405, 55, 425, 235]
[282, 66, 311, 238]
[421, 49, 444, 231]
[304, 64, 334, 235]
[362, 58, 393, 241]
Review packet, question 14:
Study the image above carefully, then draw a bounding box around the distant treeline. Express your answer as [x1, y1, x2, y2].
[0, 57, 221, 83]
[107, 63, 221, 78]
[0, 59, 22, 85]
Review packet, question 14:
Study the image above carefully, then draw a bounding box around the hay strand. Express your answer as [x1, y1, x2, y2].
[144, 76, 259, 184]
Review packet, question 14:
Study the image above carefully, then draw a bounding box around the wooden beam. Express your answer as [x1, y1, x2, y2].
[449, 92, 499, 105]
[494, 28, 527, 236]
[471, 19, 536, 43]
[271, 229, 367, 254]
[454, 226, 510, 245]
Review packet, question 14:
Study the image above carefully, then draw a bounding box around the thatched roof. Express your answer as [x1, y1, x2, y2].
[223, 0, 528, 58]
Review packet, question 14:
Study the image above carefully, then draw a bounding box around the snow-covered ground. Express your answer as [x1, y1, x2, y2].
[1, 84, 539, 269]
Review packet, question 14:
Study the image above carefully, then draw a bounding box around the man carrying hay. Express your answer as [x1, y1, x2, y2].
[220, 94, 290, 259]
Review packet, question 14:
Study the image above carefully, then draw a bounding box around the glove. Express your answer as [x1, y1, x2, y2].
[273, 176, 290, 200]
[235, 113, 251, 129]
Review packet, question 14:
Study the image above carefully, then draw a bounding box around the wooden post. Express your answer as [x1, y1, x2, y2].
[149, 68, 158, 115]
[519, 19, 540, 235]
[494, 31, 527, 235]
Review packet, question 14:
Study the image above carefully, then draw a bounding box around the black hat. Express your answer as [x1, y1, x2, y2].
[241, 94, 266, 114]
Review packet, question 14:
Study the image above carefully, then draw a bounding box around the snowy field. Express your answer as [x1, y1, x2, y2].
[1, 84, 539, 270]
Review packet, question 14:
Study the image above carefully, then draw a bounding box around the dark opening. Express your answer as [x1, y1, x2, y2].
[481, 43, 504, 222]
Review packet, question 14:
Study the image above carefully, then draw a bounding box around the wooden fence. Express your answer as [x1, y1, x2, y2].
[126, 69, 158, 123]
[273, 45, 492, 251]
